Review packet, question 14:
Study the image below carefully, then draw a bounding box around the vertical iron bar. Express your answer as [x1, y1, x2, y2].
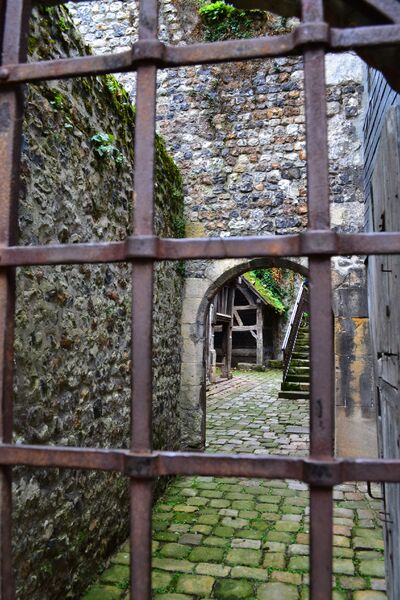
[302, 1, 334, 599]
[130, 1, 158, 599]
[0, 1, 30, 598]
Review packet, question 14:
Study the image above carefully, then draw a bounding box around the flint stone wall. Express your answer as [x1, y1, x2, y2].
[13, 6, 184, 599]
[69, 2, 374, 451]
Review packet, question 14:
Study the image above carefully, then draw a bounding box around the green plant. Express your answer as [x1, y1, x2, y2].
[198, 1, 254, 41]
[105, 74, 121, 96]
[199, 1, 236, 21]
[90, 132, 126, 167]
[49, 92, 65, 111]
[58, 16, 71, 32]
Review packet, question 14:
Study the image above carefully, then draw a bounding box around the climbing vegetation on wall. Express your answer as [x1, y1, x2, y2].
[197, 0, 289, 41]
[244, 268, 296, 314]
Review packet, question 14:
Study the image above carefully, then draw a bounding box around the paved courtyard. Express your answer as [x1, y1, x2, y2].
[83, 371, 387, 599]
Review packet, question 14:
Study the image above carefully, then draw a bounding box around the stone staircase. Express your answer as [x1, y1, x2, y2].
[278, 318, 310, 400]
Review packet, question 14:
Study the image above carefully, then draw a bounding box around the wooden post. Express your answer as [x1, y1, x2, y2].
[226, 288, 234, 378]
[221, 323, 228, 378]
[208, 304, 217, 383]
[256, 301, 264, 366]
[220, 288, 234, 379]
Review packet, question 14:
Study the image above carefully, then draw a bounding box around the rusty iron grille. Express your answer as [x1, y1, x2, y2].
[2, 0, 400, 598]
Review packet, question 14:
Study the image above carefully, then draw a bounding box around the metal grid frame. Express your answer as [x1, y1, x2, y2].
[1, 0, 400, 598]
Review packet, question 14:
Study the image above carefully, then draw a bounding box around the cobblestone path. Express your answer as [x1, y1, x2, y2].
[83, 371, 386, 600]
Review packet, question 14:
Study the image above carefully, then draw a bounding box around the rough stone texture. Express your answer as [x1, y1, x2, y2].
[13, 7, 184, 599]
[68, 0, 375, 453]
[69, 1, 365, 235]
[84, 371, 386, 598]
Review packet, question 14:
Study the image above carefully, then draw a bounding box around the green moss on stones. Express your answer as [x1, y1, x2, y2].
[198, 1, 289, 41]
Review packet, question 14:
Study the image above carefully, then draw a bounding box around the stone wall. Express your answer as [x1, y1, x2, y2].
[13, 6, 184, 599]
[70, 1, 365, 234]
[69, 1, 375, 453]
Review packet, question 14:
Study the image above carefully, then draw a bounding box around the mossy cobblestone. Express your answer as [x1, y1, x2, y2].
[82, 372, 386, 599]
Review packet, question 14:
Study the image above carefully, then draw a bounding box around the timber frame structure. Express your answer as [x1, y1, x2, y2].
[2, 1, 400, 599]
[207, 275, 285, 381]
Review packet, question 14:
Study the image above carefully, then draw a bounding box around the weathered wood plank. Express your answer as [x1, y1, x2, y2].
[256, 303, 263, 366]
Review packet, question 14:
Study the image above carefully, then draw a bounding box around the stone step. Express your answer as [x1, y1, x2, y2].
[281, 381, 310, 392]
[278, 390, 310, 400]
[294, 340, 309, 347]
[285, 374, 310, 383]
[292, 352, 309, 359]
[287, 366, 310, 375]
[290, 359, 309, 367]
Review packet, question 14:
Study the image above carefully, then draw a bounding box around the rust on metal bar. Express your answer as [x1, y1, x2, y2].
[2, 25, 400, 85]
[0, 34, 303, 84]
[0, 444, 127, 472]
[310, 488, 333, 599]
[0, 1, 30, 598]
[2, 445, 400, 484]
[302, 0, 324, 23]
[0, 0, 399, 598]
[302, 1, 334, 598]
[332, 24, 400, 49]
[3, 231, 400, 267]
[0, 241, 127, 266]
[130, 1, 159, 599]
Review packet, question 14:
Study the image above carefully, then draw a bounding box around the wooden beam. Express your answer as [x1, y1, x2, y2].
[233, 309, 244, 327]
[235, 305, 257, 311]
[207, 304, 217, 383]
[256, 303, 264, 366]
[220, 288, 234, 379]
[237, 283, 257, 305]
[216, 312, 232, 323]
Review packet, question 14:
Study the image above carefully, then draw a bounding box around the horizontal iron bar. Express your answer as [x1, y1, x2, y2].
[1, 24, 400, 85]
[331, 23, 400, 48]
[0, 32, 306, 84]
[2, 444, 400, 485]
[2, 232, 400, 266]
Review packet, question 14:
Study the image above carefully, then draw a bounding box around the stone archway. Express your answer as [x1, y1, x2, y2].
[179, 257, 308, 450]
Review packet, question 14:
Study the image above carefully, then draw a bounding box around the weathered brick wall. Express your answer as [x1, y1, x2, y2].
[13, 6, 184, 598]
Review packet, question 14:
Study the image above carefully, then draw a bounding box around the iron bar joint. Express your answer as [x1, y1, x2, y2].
[300, 230, 337, 255]
[304, 459, 341, 487]
[126, 235, 159, 259]
[124, 453, 157, 478]
[295, 22, 330, 46]
[131, 40, 166, 65]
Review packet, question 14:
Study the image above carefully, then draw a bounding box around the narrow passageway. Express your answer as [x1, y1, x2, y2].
[83, 372, 386, 600]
